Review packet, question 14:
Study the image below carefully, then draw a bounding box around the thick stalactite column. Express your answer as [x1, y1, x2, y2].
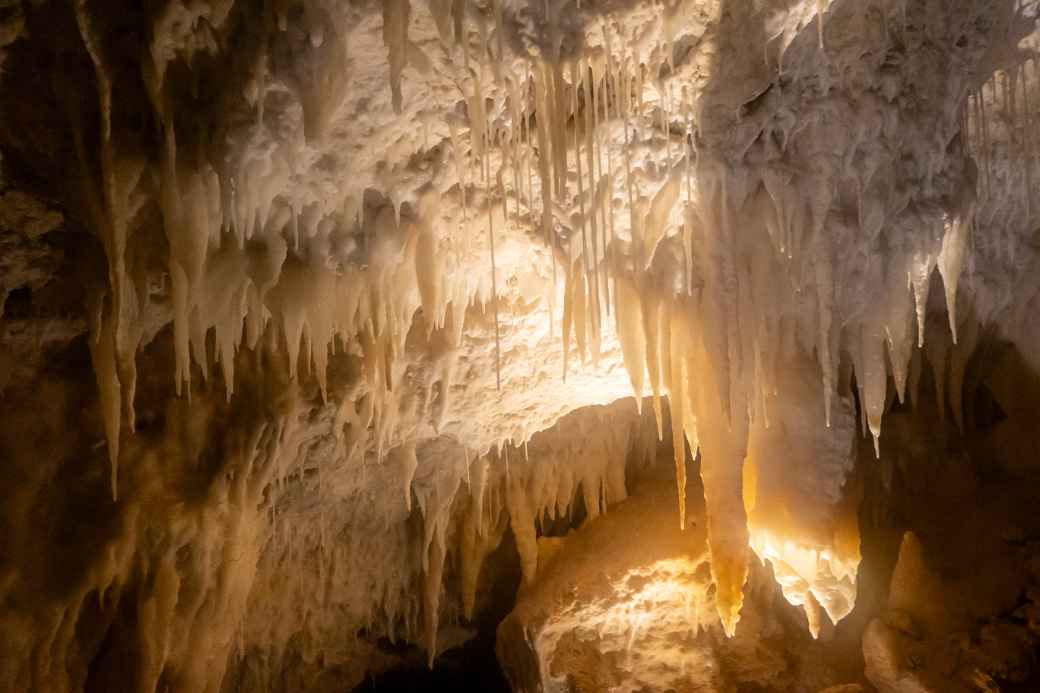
[672, 0, 1023, 637]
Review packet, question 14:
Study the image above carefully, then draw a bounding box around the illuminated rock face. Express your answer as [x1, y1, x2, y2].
[0, 0, 1039, 690]
[502, 384, 1040, 693]
[744, 354, 861, 637]
[498, 468, 856, 692]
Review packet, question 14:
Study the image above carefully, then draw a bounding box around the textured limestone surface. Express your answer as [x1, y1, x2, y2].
[1, 0, 1040, 690]
[498, 465, 854, 693]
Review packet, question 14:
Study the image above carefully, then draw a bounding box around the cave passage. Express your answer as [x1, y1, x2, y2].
[2, 0, 1040, 691]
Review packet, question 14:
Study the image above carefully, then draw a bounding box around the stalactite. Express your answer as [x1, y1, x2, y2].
[1021, 64, 1034, 220]
[382, 0, 411, 113]
[487, 180, 502, 391]
[10, 7, 1030, 686]
[980, 79, 992, 199]
[573, 64, 594, 370]
[583, 62, 604, 340]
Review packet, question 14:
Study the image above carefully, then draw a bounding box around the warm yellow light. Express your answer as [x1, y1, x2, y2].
[747, 515, 860, 637]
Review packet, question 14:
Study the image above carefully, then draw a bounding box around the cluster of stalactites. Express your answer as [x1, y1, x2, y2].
[743, 351, 862, 638]
[232, 405, 637, 684]
[75, 0, 702, 500]
[963, 59, 1040, 277]
[88, 128, 476, 500]
[483, 0, 1004, 640]
[3, 390, 298, 693]
[365, 407, 638, 668]
[72, 0, 464, 502]
[72, 0, 1012, 646]
[381, 5, 889, 640]
[604, 150, 975, 636]
[565, 9, 1010, 637]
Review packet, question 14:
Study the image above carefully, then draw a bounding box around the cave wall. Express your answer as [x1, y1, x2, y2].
[1, 0, 1039, 690]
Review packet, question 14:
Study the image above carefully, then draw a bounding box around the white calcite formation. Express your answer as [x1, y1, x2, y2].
[498, 468, 858, 693]
[1, 0, 1039, 690]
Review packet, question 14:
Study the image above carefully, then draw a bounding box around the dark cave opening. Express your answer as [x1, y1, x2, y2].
[352, 529, 522, 693]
